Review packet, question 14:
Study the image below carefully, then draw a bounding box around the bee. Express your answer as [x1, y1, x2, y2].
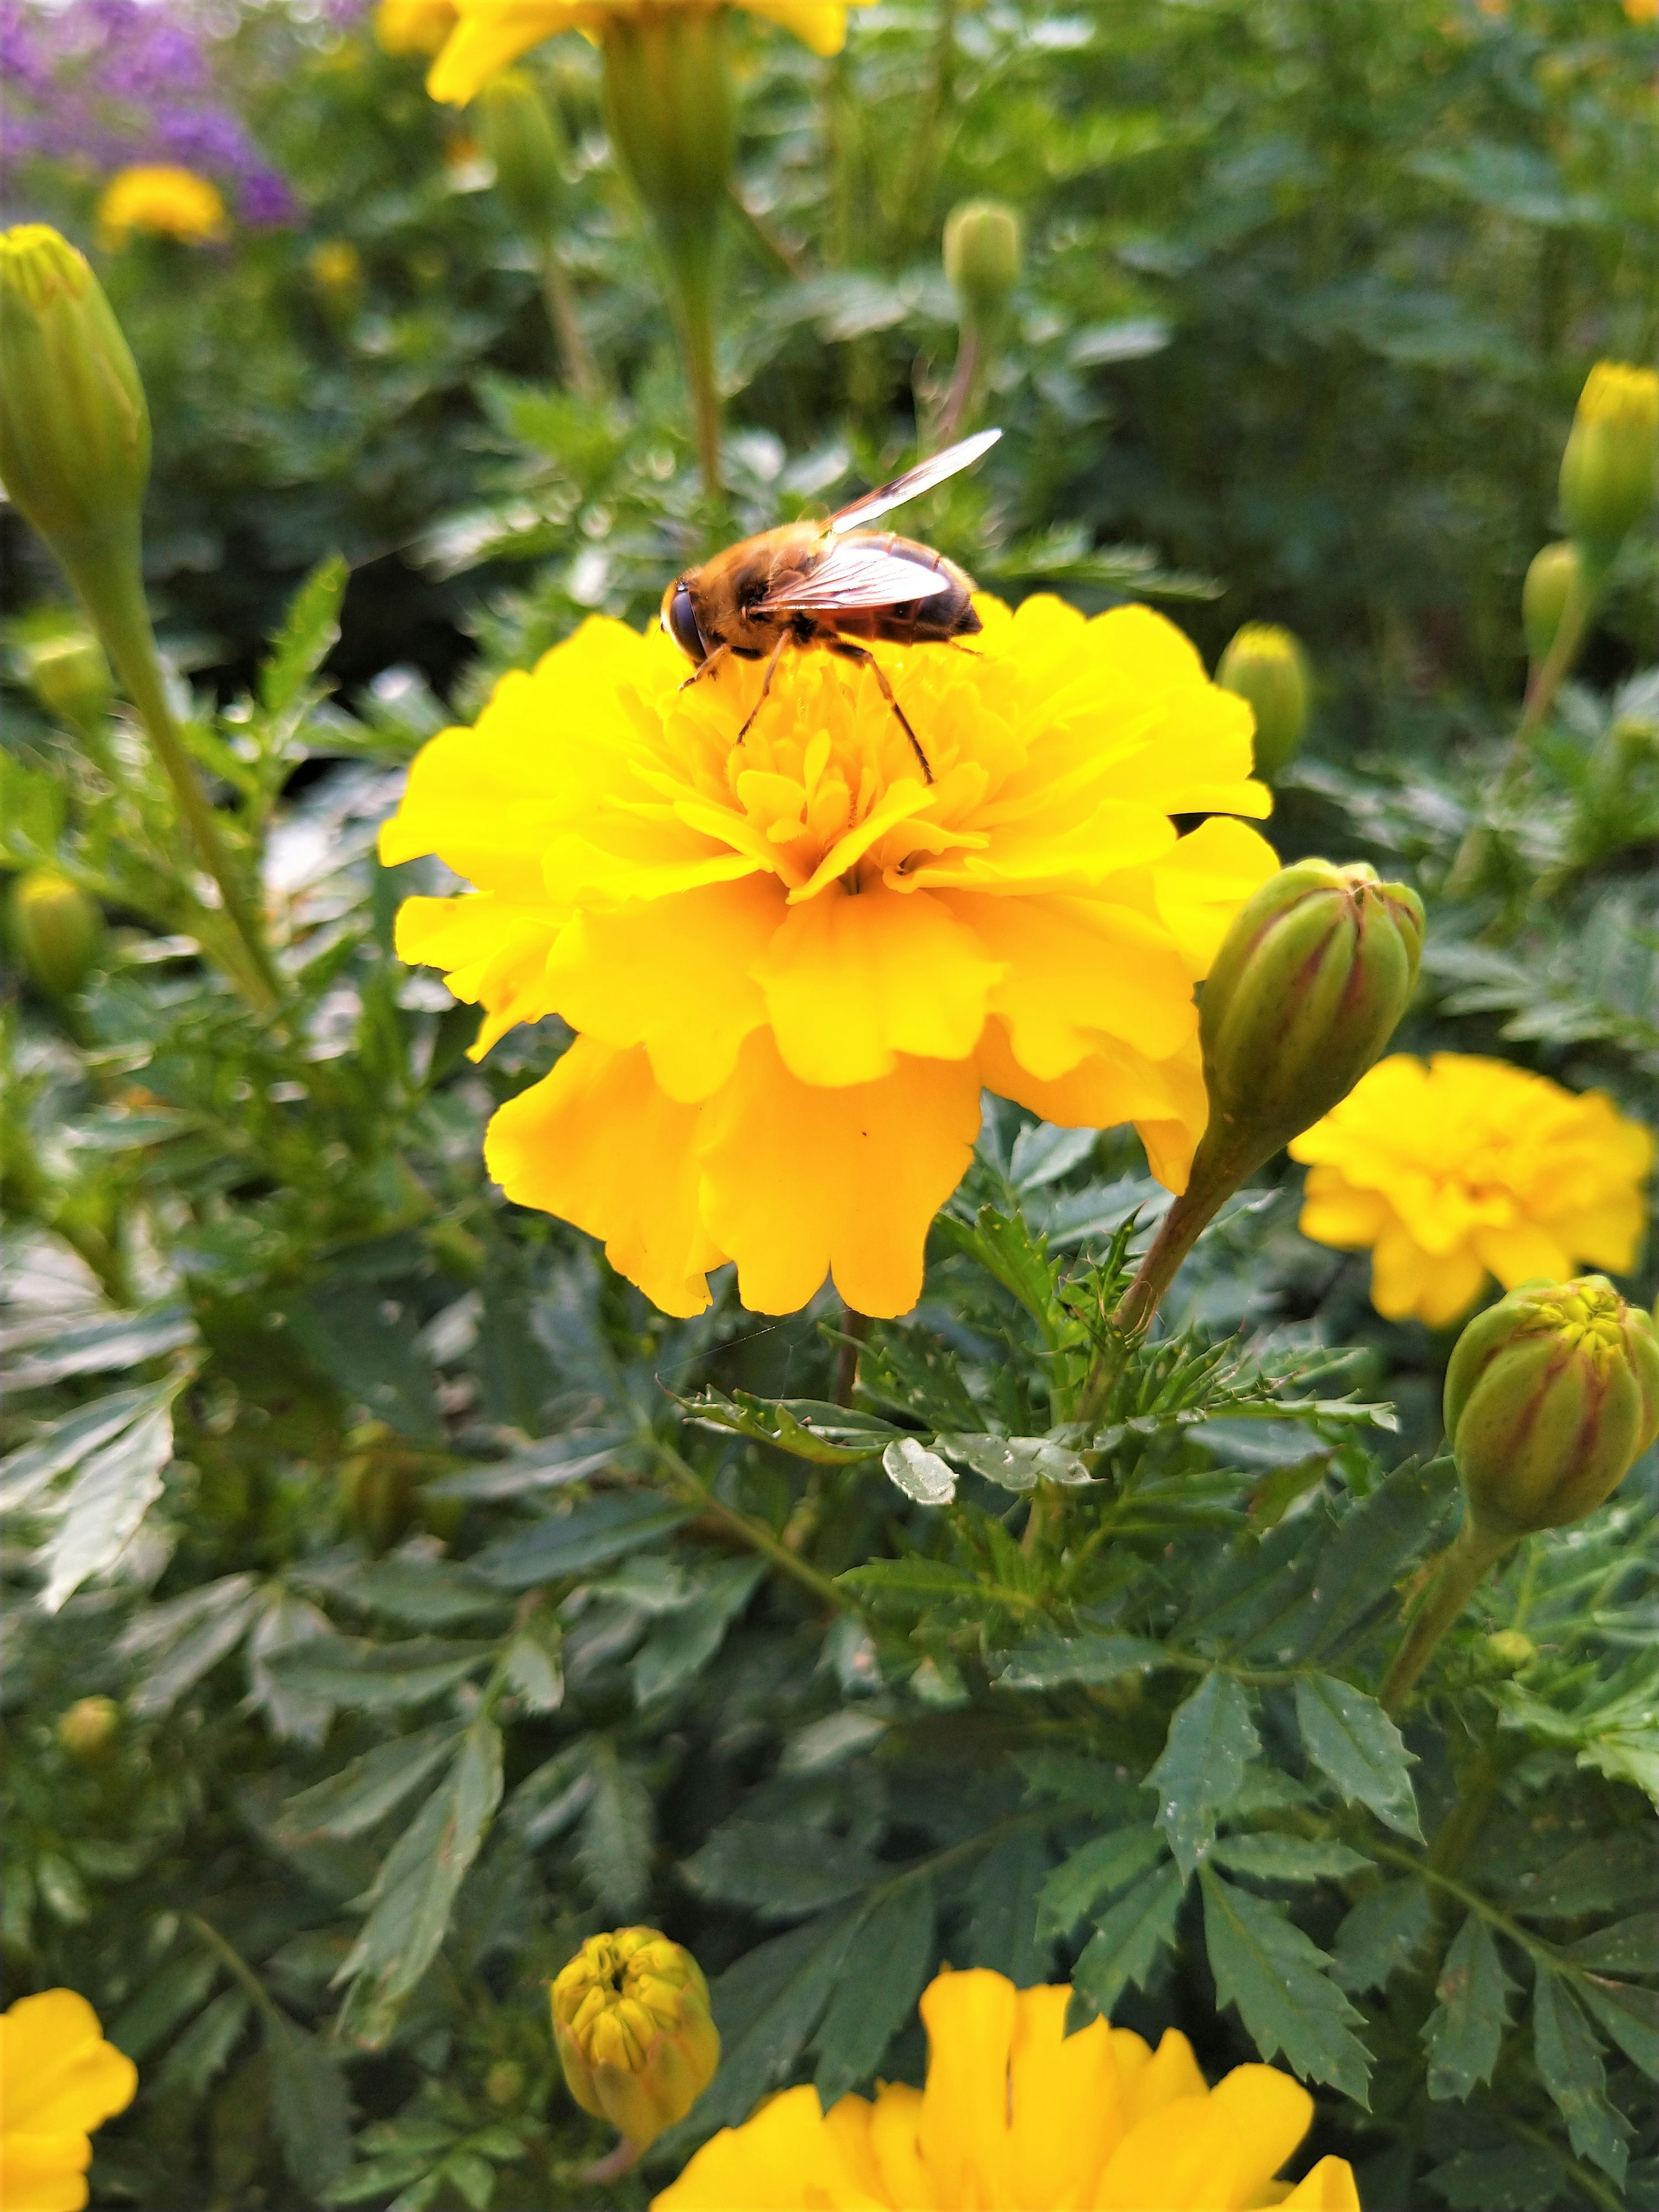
[660, 427, 1001, 782]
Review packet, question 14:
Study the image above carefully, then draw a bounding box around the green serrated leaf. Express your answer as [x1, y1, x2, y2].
[576, 1742, 653, 1916]
[1038, 1827, 1166, 1939]
[1209, 1833, 1373, 1883]
[276, 1723, 465, 1843]
[995, 1634, 1163, 1692]
[264, 2006, 353, 2199]
[963, 1827, 1054, 1987]
[836, 1558, 982, 1607]
[682, 1820, 882, 1920]
[1146, 1672, 1260, 1878]
[1332, 1881, 1434, 1994]
[681, 1388, 898, 1464]
[473, 1493, 693, 1588]
[1567, 1914, 1659, 1975]
[1286, 1457, 1459, 1662]
[1200, 1869, 1372, 2102]
[1506, 1831, 1656, 1920]
[1295, 1674, 1421, 1839]
[632, 1559, 764, 1706]
[811, 1878, 936, 2106]
[1072, 1865, 1185, 2020]
[259, 554, 347, 715]
[266, 1637, 494, 1711]
[1575, 1974, 1659, 2079]
[1425, 1914, 1516, 2100]
[677, 1910, 858, 2140]
[1532, 1969, 1630, 2183]
[1424, 2145, 1568, 2211]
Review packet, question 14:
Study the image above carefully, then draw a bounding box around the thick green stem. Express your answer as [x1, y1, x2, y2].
[537, 248, 599, 400]
[667, 231, 723, 499]
[67, 537, 280, 1011]
[1379, 1516, 1516, 1719]
[1502, 551, 1606, 781]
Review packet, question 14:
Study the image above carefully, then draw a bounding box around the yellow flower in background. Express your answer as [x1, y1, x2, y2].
[1624, 0, 1657, 25]
[0, 1989, 137, 2212]
[375, 0, 460, 54]
[653, 1967, 1359, 2210]
[96, 167, 228, 250]
[427, 0, 869, 104]
[382, 595, 1276, 1319]
[1290, 1052, 1653, 1328]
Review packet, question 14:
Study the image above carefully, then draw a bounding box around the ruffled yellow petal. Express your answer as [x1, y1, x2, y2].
[865, 2082, 932, 2207]
[1278, 2155, 1363, 2209]
[0, 2130, 94, 2212]
[1147, 816, 1281, 977]
[976, 1022, 1208, 1197]
[1296, 1168, 1392, 1252]
[1209, 2065, 1313, 2203]
[485, 1039, 724, 1316]
[1093, 2094, 1243, 2209]
[652, 2084, 883, 2209]
[1004, 1987, 1121, 2211]
[696, 1035, 980, 1316]
[1120, 2028, 1210, 2123]
[0, 1994, 136, 2138]
[428, 1, 577, 102]
[1469, 1221, 1573, 1289]
[916, 1967, 1018, 2207]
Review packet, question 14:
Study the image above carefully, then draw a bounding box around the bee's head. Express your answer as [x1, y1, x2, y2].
[661, 576, 707, 664]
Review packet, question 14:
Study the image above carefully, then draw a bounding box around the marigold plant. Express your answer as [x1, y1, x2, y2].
[381, 594, 1277, 1318]
[652, 1966, 1359, 2210]
[0, 1990, 136, 2212]
[1289, 1051, 1653, 1326]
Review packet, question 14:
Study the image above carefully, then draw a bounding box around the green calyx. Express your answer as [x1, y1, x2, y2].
[478, 69, 568, 242]
[944, 199, 1023, 324]
[1215, 622, 1311, 778]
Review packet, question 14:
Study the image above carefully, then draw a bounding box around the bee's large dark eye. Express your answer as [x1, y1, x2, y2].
[666, 580, 706, 664]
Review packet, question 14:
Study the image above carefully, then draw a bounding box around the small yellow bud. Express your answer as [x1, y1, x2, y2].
[1521, 540, 1580, 667]
[944, 200, 1023, 324]
[1479, 1630, 1537, 1678]
[551, 1927, 719, 2151]
[1215, 623, 1311, 778]
[308, 241, 363, 308]
[8, 868, 104, 999]
[478, 70, 568, 242]
[57, 1695, 121, 1760]
[0, 226, 150, 582]
[1559, 362, 1659, 557]
[1445, 1276, 1659, 1541]
[21, 629, 112, 725]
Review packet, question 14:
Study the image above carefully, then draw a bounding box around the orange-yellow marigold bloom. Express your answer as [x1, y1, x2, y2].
[1289, 1052, 1653, 1328]
[652, 1966, 1359, 2211]
[427, 0, 868, 103]
[95, 167, 227, 249]
[0, 1989, 137, 2212]
[382, 594, 1276, 1319]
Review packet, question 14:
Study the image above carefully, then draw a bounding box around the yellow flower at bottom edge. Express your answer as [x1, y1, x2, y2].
[0, 1989, 137, 2212]
[96, 167, 227, 250]
[426, 0, 871, 104]
[380, 594, 1278, 1320]
[652, 1967, 1360, 2211]
[1289, 1052, 1653, 1328]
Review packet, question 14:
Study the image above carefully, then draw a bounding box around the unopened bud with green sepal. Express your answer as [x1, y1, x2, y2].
[1216, 623, 1310, 778]
[0, 227, 149, 590]
[478, 70, 567, 242]
[551, 1926, 719, 2152]
[944, 199, 1023, 325]
[1445, 1276, 1659, 1542]
[23, 629, 112, 725]
[8, 868, 104, 998]
[57, 1695, 120, 1760]
[1559, 361, 1659, 559]
[1522, 542, 1580, 668]
[1195, 860, 1424, 1185]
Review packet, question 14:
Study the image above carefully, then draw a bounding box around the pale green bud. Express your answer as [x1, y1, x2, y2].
[551, 1927, 719, 2151]
[57, 1696, 121, 1760]
[1215, 623, 1311, 778]
[1445, 1277, 1659, 1541]
[478, 70, 567, 242]
[944, 200, 1023, 324]
[8, 868, 104, 999]
[1479, 1630, 1537, 1678]
[24, 630, 112, 724]
[1196, 861, 1424, 1183]
[1559, 362, 1659, 557]
[1521, 541, 1580, 666]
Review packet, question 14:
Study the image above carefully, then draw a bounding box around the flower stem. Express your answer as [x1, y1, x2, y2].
[538, 248, 599, 400]
[650, 1440, 849, 1614]
[1379, 1516, 1516, 1719]
[1500, 550, 1607, 784]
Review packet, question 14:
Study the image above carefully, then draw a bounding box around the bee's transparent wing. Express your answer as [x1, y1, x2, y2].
[826, 428, 1001, 534]
[753, 540, 955, 613]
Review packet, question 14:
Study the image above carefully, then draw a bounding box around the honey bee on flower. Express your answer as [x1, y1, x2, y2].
[381, 592, 1278, 1320]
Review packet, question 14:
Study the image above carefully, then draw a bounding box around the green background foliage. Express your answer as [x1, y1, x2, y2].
[2, 3, 1655, 2209]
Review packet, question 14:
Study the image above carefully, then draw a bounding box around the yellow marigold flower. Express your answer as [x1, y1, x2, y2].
[375, 0, 460, 54]
[652, 1966, 1359, 2211]
[381, 595, 1277, 1319]
[96, 167, 228, 250]
[427, 0, 869, 104]
[0, 1989, 137, 2212]
[1289, 1052, 1654, 1328]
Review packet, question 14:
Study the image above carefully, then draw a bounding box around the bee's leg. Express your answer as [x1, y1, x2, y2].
[828, 641, 934, 783]
[734, 632, 791, 745]
[677, 643, 731, 692]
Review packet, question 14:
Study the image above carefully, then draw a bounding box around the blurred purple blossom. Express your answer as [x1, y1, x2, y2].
[0, 0, 297, 224]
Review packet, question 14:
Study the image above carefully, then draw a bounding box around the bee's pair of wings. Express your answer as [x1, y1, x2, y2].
[752, 427, 1000, 614]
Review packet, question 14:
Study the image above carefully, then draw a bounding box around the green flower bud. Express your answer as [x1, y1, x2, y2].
[551, 1927, 719, 2151]
[57, 1695, 120, 1760]
[600, 16, 734, 249]
[337, 1421, 419, 1552]
[8, 868, 104, 999]
[1215, 623, 1311, 778]
[1479, 1629, 1537, 1678]
[1559, 362, 1659, 558]
[22, 629, 113, 725]
[0, 227, 150, 588]
[483, 2059, 524, 2107]
[1195, 860, 1425, 1184]
[478, 70, 567, 242]
[1521, 540, 1580, 667]
[944, 200, 1023, 325]
[1445, 1276, 1659, 1541]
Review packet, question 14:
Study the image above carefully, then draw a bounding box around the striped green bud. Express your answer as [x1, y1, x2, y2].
[1445, 1277, 1659, 1541]
[1215, 623, 1310, 778]
[551, 1927, 719, 2151]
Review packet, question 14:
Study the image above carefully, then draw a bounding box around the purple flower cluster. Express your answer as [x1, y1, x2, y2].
[1, 0, 297, 225]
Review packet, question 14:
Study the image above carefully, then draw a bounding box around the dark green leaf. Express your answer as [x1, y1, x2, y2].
[110, 1950, 222, 2061]
[632, 1560, 764, 1706]
[836, 1558, 982, 1606]
[1146, 1672, 1260, 1878]
[1532, 1970, 1630, 2183]
[962, 1827, 1053, 1987]
[1209, 1834, 1372, 1883]
[1575, 1974, 1659, 2079]
[995, 1634, 1163, 1691]
[811, 1879, 936, 2106]
[1286, 1457, 1459, 1662]
[1506, 1831, 1656, 1920]
[156, 1986, 250, 2096]
[1424, 2146, 1569, 2211]
[259, 554, 347, 715]
[682, 1910, 858, 2139]
[298, 1557, 505, 1630]
[474, 1493, 692, 1588]
[267, 1637, 494, 1711]
[681, 1388, 899, 1464]
[1567, 1915, 1659, 1975]
[1072, 1865, 1184, 2020]
[681, 1821, 882, 1920]
[1200, 1869, 1372, 2101]
[1425, 1914, 1516, 2101]
[1295, 1674, 1421, 1840]
[264, 2006, 353, 2199]
[1332, 1882, 1434, 1995]
[276, 1723, 465, 1844]
[1038, 1827, 1166, 1939]
[576, 1742, 653, 1916]
[288, 1283, 441, 1444]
